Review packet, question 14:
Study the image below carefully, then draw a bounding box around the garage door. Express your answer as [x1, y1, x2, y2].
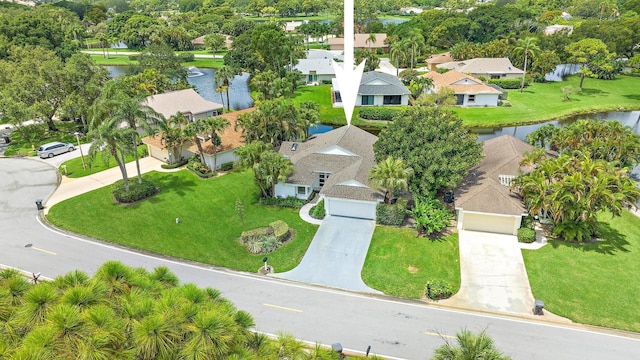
[149, 145, 168, 162]
[462, 212, 517, 235]
[325, 197, 376, 220]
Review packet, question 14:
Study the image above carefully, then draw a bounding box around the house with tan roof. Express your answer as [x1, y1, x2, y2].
[191, 35, 233, 49]
[437, 58, 524, 79]
[145, 88, 223, 122]
[454, 135, 533, 235]
[332, 71, 411, 107]
[425, 52, 453, 71]
[275, 125, 383, 220]
[328, 33, 388, 52]
[422, 70, 502, 106]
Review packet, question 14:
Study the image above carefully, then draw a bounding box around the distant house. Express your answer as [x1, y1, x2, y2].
[332, 71, 411, 107]
[425, 52, 453, 71]
[437, 58, 524, 79]
[275, 125, 383, 220]
[543, 24, 573, 36]
[294, 58, 335, 84]
[191, 35, 233, 49]
[400, 7, 423, 14]
[328, 33, 388, 52]
[454, 135, 532, 235]
[422, 70, 501, 106]
[145, 89, 223, 122]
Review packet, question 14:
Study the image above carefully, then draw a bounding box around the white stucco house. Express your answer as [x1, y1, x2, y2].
[454, 135, 533, 235]
[145, 88, 223, 122]
[332, 71, 411, 107]
[294, 58, 336, 85]
[422, 70, 502, 106]
[437, 58, 524, 79]
[275, 125, 383, 220]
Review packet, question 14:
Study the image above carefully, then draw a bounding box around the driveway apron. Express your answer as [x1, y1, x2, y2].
[440, 230, 535, 316]
[275, 216, 380, 293]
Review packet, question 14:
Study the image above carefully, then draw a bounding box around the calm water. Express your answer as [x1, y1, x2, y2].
[105, 66, 255, 110]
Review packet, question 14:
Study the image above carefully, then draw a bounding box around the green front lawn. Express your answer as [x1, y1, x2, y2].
[454, 75, 640, 127]
[46, 169, 318, 273]
[523, 211, 640, 332]
[362, 227, 460, 299]
[59, 145, 147, 178]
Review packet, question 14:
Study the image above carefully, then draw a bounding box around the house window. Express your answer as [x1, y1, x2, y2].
[308, 71, 318, 83]
[361, 95, 374, 105]
[318, 172, 330, 187]
[468, 95, 476, 103]
[297, 186, 306, 195]
[334, 92, 342, 103]
[206, 111, 214, 117]
[383, 95, 401, 105]
[490, 74, 501, 79]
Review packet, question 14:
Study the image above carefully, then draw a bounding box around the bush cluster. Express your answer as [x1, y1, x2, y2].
[309, 199, 325, 219]
[488, 77, 531, 89]
[239, 221, 290, 254]
[112, 179, 158, 203]
[259, 196, 306, 208]
[269, 220, 290, 242]
[517, 228, 537, 243]
[161, 159, 188, 169]
[426, 279, 453, 300]
[187, 156, 214, 178]
[220, 162, 234, 171]
[410, 196, 453, 236]
[178, 53, 195, 62]
[359, 107, 399, 121]
[376, 198, 408, 226]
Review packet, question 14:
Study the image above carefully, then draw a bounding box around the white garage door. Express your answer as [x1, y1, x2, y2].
[149, 146, 168, 162]
[462, 212, 517, 235]
[325, 197, 377, 220]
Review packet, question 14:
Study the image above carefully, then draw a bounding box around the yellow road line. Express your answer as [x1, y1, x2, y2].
[32, 247, 57, 255]
[425, 331, 456, 339]
[263, 303, 303, 313]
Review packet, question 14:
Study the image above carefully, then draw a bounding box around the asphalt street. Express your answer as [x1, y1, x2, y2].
[2, 157, 640, 359]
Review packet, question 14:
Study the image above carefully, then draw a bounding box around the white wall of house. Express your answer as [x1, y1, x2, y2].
[356, 94, 409, 106]
[201, 149, 237, 170]
[275, 182, 311, 199]
[301, 73, 334, 84]
[192, 109, 222, 121]
[325, 197, 377, 219]
[476, 73, 521, 79]
[457, 209, 523, 235]
[147, 144, 192, 164]
[463, 93, 499, 107]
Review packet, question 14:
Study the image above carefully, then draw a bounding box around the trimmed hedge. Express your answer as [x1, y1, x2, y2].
[517, 227, 537, 243]
[240, 227, 269, 243]
[239, 221, 290, 254]
[220, 162, 234, 171]
[112, 179, 158, 203]
[310, 199, 325, 219]
[376, 198, 408, 226]
[359, 107, 399, 121]
[488, 77, 531, 89]
[426, 279, 453, 300]
[178, 53, 195, 62]
[161, 159, 188, 169]
[259, 196, 306, 209]
[269, 220, 290, 242]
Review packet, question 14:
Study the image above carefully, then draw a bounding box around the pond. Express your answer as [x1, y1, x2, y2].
[105, 66, 255, 110]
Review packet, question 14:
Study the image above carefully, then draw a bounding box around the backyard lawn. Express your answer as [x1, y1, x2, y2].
[523, 210, 640, 333]
[454, 75, 640, 127]
[46, 169, 318, 273]
[362, 226, 460, 299]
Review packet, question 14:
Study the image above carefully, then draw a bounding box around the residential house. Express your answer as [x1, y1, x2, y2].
[332, 71, 411, 107]
[191, 35, 233, 49]
[425, 52, 453, 71]
[422, 70, 502, 106]
[294, 58, 336, 85]
[328, 33, 388, 52]
[275, 125, 383, 220]
[543, 24, 573, 36]
[454, 135, 533, 235]
[437, 58, 524, 79]
[145, 89, 223, 122]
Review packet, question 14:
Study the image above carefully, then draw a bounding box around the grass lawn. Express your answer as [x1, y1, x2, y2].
[454, 75, 640, 127]
[89, 54, 223, 69]
[59, 145, 147, 178]
[362, 226, 460, 299]
[523, 211, 640, 332]
[46, 169, 318, 273]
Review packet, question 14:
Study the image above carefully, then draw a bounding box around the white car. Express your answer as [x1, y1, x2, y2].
[37, 142, 75, 158]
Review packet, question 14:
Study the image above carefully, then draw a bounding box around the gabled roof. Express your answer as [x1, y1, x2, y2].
[436, 58, 524, 75]
[280, 125, 383, 202]
[328, 33, 388, 48]
[187, 107, 255, 155]
[191, 35, 233, 48]
[358, 71, 411, 96]
[306, 50, 343, 61]
[294, 58, 336, 76]
[455, 135, 533, 215]
[145, 89, 223, 119]
[425, 52, 453, 66]
[422, 70, 501, 95]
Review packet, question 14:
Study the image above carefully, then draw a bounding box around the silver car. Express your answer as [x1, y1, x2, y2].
[37, 142, 75, 158]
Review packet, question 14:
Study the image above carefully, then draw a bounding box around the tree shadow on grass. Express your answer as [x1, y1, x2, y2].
[622, 94, 640, 101]
[149, 173, 198, 199]
[578, 88, 608, 96]
[548, 222, 629, 255]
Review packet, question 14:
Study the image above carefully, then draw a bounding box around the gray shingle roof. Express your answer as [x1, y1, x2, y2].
[293, 58, 336, 76]
[358, 71, 411, 96]
[437, 58, 524, 75]
[145, 89, 223, 119]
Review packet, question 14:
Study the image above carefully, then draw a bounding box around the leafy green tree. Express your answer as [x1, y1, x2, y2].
[368, 156, 414, 204]
[565, 38, 616, 89]
[374, 107, 483, 198]
[204, 33, 226, 60]
[139, 44, 188, 86]
[431, 329, 511, 360]
[234, 141, 293, 198]
[416, 86, 458, 107]
[526, 123, 559, 149]
[202, 115, 231, 171]
[355, 49, 380, 72]
[120, 14, 158, 49]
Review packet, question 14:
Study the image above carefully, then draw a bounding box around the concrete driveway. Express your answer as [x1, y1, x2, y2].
[274, 216, 381, 293]
[440, 230, 535, 316]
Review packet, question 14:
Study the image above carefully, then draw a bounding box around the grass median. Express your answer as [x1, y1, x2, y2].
[523, 210, 640, 332]
[46, 169, 318, 273]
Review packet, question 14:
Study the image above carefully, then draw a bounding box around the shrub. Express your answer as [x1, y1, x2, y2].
[187, 160, 214, 178]
[269, 220, 290, 242]
[112, 179, 158, 203]
[246, 238, 263, 254]
[521, 216, 535, 229]
[410, 196, 453, 236]
[376, 199, 407, 226]
[310, 199, 325, 219]
[517, 228, 537, 243]
[261, 235, 280, 253]
[259, 196, 306, 208]
[178, 53, 195, 62]
[359, 107, 400, 121]
[426, 279, 453, 300]
[128, 55, 139, 61]
[498, 100, 512, 107]
[239, 228, 269, 244]
[220, 162, 234, 171]
[488, 77, 530, 89]
[161, 159, 188, 169]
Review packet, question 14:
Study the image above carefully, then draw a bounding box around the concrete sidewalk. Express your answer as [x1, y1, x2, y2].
[44, 157, 179, 214]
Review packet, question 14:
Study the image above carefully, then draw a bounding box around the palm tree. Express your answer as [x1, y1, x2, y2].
[365, 33, 377, 51]
[368, 156, 414, 203]
[183, 120, 207, 164]
[202, 116, 230, 171]
[389, 40, 407, 77]
[513, 37, 540, 93]
[88, 117, 136, 192]
[254, 151, 294, 198]
[156, 114, 189, 164]
[431, 329, 510, 360]
[215, 66, 239, 112]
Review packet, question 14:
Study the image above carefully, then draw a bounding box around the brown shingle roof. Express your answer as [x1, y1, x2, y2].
[425, 52, 453, 65]
[187, 107, 255, 154]
[145, 89, 223, 119]
[328, 33, 388, 48]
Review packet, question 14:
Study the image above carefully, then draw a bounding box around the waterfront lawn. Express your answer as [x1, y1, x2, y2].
[362, 226, 461, 299]
[89, 54, 224, 69]
[59, 145, 147, 178]
[46, 169, 318, 273]
[455, 75, 640, 127]
[523, 211, 640, 332]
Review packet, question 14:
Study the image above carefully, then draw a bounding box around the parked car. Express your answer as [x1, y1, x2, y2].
[37, 142, 74, 158]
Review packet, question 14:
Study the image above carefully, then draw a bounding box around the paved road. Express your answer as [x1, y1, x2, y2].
[2, 157, 640, 359]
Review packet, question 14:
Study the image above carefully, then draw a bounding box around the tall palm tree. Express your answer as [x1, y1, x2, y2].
[202, 116, 230, 171]
[431, 329, 510, 360]
[254, 151, 294, 198]
[368, 156, 414, 203]
[88, 117, 136, 192]
[389, 40, 406, 77]
[215, 66, 239, 112]
[513, 37, 540, 93]
[365, 33, 377, 51]
[156, 113, 189, 164]
[184, 119, 207, 164]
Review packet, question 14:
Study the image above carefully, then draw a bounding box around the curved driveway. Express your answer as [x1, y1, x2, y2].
[2, 158, 640, 359]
